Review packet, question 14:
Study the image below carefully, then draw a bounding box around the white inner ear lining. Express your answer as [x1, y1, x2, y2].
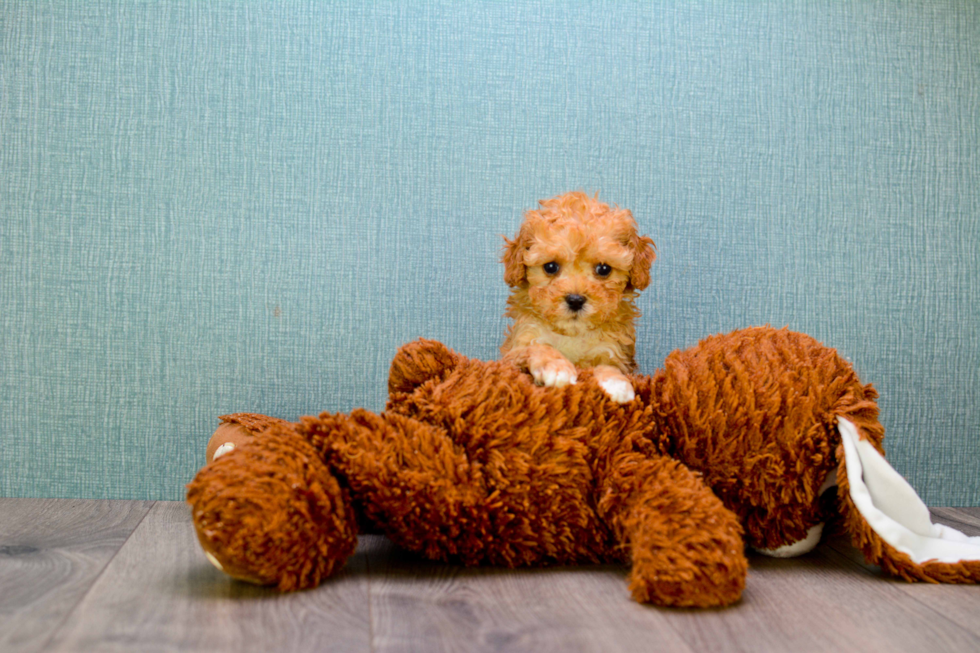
[838, 417, 980, 565]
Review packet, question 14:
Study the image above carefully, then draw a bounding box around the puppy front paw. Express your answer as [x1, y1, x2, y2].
[593, 365, 635, 403]
[599, 376, 635, 403]
[530, 358, 578, 387]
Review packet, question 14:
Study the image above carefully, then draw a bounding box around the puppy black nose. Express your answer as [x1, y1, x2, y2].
[565, 294, 587, 312]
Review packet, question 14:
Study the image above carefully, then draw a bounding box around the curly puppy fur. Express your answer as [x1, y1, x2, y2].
[501, 191, 656, 402]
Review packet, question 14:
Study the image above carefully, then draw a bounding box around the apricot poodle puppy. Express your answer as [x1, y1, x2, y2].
[500, 191, 656, 403]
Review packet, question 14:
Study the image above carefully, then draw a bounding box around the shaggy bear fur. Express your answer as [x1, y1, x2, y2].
[187, 326, 975, 608]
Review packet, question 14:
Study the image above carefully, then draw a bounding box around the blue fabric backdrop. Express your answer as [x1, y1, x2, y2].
[2, 1, 978, 503]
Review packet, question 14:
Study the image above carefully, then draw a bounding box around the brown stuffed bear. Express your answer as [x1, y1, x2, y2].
[187, 327, 980, 608]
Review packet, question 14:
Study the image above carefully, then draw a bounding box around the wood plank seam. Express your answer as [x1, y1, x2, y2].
[33, 500, 157, 653]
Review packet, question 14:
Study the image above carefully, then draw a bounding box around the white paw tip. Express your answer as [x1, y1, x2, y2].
[599, 377, 635, 403]
[551, 370, 577, 387]
[213, 442, 236, 460]
[537, 367, 577, 387]
[754, 523, 825, 558]
[204, 550, 225, 571]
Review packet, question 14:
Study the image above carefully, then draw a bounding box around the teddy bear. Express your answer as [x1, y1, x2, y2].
[187, 327, 980, 608]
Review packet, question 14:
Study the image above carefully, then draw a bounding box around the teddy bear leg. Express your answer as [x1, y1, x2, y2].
[187, 425, 358, 591]
[601, 454, 748, 608]
[743, 467, 840, 558]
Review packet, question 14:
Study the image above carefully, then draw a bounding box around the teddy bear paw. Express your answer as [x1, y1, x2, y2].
[212, 442, 236, 459]
[754, 523, 825, 558]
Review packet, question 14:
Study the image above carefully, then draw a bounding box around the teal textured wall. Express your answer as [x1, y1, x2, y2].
[2, 1, 978, 503]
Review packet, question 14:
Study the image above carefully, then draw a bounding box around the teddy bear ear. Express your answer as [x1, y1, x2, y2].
[628, 235, 657, 291]
[388, 338, 460, 395]
[501, 232, 528, 287]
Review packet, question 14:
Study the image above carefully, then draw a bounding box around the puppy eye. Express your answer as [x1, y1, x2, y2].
[594, 263, 612, 277]
[543, 262, 560, 275]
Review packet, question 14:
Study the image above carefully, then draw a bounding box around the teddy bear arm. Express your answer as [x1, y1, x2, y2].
[187, 425, 358, 591]
[599, 453, 748, 608]
[305, 410, 502, 564]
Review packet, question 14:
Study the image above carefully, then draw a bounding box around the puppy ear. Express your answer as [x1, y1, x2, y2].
[627, 235, 657, 291]
[501, 232, 528, 287]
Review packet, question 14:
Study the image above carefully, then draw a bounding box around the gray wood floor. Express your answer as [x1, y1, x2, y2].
[1, 499, 978, 653]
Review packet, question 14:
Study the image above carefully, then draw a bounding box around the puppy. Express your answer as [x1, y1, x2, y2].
[500, 191, 656, 403]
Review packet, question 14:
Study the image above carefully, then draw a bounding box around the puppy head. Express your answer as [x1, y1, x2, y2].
[502, 191, 656, 330]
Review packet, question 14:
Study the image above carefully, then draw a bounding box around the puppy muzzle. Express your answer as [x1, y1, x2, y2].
[564, 294, 587, 312]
